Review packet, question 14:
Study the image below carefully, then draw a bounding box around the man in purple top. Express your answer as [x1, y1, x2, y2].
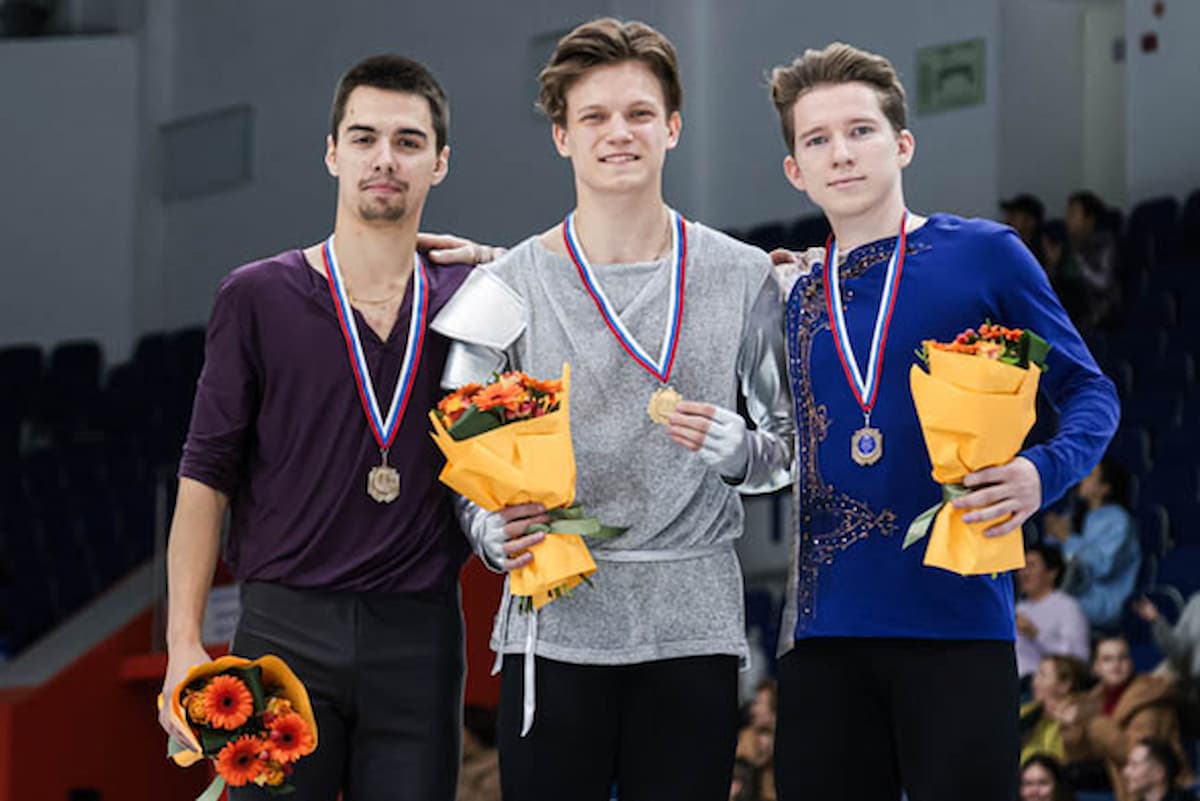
[157, 55, 474, 801]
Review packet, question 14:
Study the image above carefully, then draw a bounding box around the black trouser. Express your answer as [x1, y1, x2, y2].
[775, 638, 1019, 801]
[228, 581, 464, 801]
[497, 654, 740, 801]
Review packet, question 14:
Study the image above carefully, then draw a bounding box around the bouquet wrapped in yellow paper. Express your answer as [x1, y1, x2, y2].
[905, 323, 1050, 575]
[158, 654, 317, 800]
[430, 363, 622, 610]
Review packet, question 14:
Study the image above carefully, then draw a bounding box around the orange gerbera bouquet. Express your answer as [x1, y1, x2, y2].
[905, 322, 1050, 575]
[431, 363, 623, 610]
[160, 655, 317, 799]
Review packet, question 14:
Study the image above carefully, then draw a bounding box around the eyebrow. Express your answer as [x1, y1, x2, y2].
[345, 124, 428, 139]
[797, 118, 879, 139]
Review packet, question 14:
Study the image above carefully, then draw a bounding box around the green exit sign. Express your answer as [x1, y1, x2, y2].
[916, 38, 986, 114]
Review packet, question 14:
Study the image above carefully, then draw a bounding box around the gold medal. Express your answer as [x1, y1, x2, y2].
[647, 386, 683, 425]
[851, 425, 883, 466]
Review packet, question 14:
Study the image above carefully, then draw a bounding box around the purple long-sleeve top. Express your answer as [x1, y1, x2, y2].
[179, 249, 472, 595]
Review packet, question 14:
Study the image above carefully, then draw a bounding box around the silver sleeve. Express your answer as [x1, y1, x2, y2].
[453, 494, 504, 573]
[731, 277, 796, 494]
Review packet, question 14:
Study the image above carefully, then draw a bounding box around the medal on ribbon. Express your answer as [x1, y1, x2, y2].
[564, 209, 686, 384]
[823, 212, 909, 467]
[322, 236, 428, 502]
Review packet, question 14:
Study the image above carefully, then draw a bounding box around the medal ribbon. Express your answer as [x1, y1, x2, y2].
[822, 212, 909, 414]
[564, 209, 686, 382]
[322, 236, 428, 451]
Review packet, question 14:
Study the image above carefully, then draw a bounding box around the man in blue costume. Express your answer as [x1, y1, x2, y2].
[767, 43, 1119, 800]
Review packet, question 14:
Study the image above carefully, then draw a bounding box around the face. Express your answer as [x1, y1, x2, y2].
[1065, 200, 1092, 240]
[325, 86, 449, 225]
[1122, 744, 1163, 796]
[552, 60, 681, 197]
[1020, 551, 1056, 597]
[1094, 639, 1134, 688]
[1032, 658, 1070, 703]
[1078, 464, 1110, 505]
[750, 687, 776, 729]
[1006, 210, 1038, 244]
[783, 81, 914, 222]
[1020, 762, 1056, 801]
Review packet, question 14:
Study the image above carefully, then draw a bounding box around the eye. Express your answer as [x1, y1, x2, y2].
[352, 135, 373, 145]
[399, 138, 422, 149]
[804, 135, 827, 148]
[631, 108, 654, 119]
[851, 125, 874, 137]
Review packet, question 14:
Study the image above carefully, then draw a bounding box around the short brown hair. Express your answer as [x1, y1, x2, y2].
[330, 54, 449, 150]
[538, 18, 683, 127]
[769, 42, 907, 153]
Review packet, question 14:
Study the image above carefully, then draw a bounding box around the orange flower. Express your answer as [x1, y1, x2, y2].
[202, 674, 255, 730]
[254, 760, 287, 787]
[525, 376, 563, 395]
[183, 690, 209, 725]
[473, 377, 528, 413]
[267, 712, 316, 763]
[265, 696, 294, 718]
[216, 735, 265, 787]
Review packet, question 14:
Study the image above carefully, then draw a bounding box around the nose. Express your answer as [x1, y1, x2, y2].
[605, 115, 634, 143]
[831, 132, 854, 167]
[370, 140, 398, 173]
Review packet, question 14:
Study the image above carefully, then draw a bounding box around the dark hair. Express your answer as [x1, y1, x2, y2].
[1002, 193, 1046, 223]
[538, 18, 683, 128]
[1021, 754, 1078, 801]
[1097, 457, 1131, 510]
[1042, 654, 1089, 693]
[1026, 543, 1066, 587]
[1138, 736, 1184, 787]
[770, 42, 908, 153]
[330, 55, 449, 150]
[1068, 191, 1107, 224]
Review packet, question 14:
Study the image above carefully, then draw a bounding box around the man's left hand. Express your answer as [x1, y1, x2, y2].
[952, 456, 1042, 538]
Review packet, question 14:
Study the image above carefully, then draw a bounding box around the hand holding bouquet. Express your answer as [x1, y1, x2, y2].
[905, 322, 1050, 575]
[430, 364, 622, 610]
[159, 654, 317, 799]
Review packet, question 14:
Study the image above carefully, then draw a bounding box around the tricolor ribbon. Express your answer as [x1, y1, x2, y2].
[823, 212, 909, 415]
[564, 209, 686, 383]
[322, 236, 428, 451]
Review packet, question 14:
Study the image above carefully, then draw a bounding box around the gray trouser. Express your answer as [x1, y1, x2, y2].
[228, 581, 464, 801]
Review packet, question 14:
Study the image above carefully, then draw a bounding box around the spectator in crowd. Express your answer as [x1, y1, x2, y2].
[1065, 190, 1121, 328]
[730, 757, 762, 801]
[1020, 753, 1079, 801]
[1022, 653, 1090, 765]
[1040, 219, 1089, 326]
[748, 678, 777, 731]
[736, 722, 776, 801]
[1044, 458, 1140, 629]
[1122, 737, 1198, 801]
[1134, 591, 1200, 735]
[1056, 635, 1186, 801]
[457, 706, 500, 801]
[1017, 544, 1092, 680]
[1002, 193, 1046, 262]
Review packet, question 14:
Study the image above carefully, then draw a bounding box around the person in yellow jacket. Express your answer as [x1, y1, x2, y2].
[1021, 654, 1089, 765]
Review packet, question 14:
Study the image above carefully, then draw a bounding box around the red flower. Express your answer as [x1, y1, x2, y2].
[267, 712, 316, 764]
[202, 674, 255, 730]
[216, 735, 265, 787]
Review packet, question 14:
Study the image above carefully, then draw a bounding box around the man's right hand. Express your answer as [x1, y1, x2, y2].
[478, 504, 549, 572]
[1132, 596, 1161, 623]
[158, 640, 214, 750]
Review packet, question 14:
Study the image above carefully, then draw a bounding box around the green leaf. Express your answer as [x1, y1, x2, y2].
[266, 785, 297, 796]
[167, 737, 194, 759]
[447, 405, 504, 440]
[549, 518, 601, 537]
[198, 726, 242, 755]
[1020, 329, 1051, 371]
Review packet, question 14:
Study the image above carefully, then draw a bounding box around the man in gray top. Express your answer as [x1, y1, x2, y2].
[431, 18, 793, 801]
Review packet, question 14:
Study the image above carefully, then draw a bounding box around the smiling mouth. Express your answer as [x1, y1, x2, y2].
[599, 154, 640, 164]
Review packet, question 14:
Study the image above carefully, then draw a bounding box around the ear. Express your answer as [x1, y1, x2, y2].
[552, 123, 571, 158]
[897, 129, 916, 169]
[431, 145, 450, 186]
[783, 153, 806, 193]
[325, 134, 338, 177]
[664, 110, 682, 151]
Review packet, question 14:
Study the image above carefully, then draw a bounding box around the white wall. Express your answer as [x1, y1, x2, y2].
[1125, 0, 1200, 205]
[0, 36, 138, 359]
[998, 0, 1086, 220]
[1082, 1, 1126, 208]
